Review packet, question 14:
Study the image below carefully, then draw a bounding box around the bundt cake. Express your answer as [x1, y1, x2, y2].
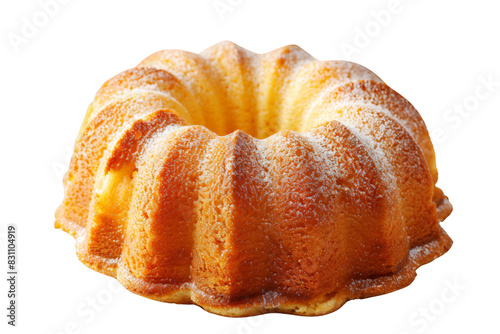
[55, 41, 453, 316]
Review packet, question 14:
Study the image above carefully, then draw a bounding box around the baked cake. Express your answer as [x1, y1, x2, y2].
[55, 41, 453, 316]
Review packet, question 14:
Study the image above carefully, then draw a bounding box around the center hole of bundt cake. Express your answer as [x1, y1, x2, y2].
[191, 107, 324, 139]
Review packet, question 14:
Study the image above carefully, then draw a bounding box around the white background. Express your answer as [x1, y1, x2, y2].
[1, 0, 499, 333]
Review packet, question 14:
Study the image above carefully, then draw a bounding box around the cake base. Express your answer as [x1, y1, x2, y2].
[56, 190, 452, 317]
